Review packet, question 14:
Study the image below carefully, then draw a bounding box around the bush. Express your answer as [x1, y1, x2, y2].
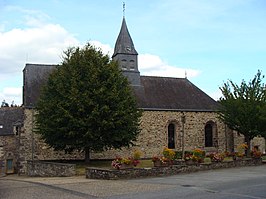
[174, 151, 182, 159]
[163, 147, 175, 160]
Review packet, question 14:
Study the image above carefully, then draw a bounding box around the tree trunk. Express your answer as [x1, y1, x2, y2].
[85, 147, 90, 163]
[245, 136, 251, 157]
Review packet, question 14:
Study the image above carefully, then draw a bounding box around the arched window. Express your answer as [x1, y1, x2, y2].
[205, 123, 213, 147]
[168, 123, 175, 149]
[129, 60, 135, 70]
[121, 59, 127, 70]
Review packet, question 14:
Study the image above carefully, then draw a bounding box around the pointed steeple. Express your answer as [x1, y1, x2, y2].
[112, 16, 141, 86]
[112, 17, 138, 57]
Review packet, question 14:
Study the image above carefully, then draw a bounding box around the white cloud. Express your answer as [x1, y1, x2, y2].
[0, 23, 80, 103]
[2, 87, 21, 96]
[0, 6, 202, 106]
[208, 89, 223, 101]
[90, 41, 113, 57]
[0, 7, 81, 105]
[0, 24, 80, 74]
[0, 87, 22, 106]
[139, 54, 200, 78]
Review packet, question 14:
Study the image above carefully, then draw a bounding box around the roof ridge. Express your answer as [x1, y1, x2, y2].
[140, 75, 186, 80]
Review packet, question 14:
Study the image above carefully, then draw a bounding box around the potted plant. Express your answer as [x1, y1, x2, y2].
[172, 151, 184, 165]
[111, 150, 142, 170]
[209, 152, 225, 162]
[163, 147, 175, 164]
[152, 156, 170, 167]
[251, 148, 262, 159]
[111, 157, 134, 170]
[192, 148, 205, 163]
[184, 151, 194, 165]
[234, 143, 248, 160]
[152, 147, 175, 167]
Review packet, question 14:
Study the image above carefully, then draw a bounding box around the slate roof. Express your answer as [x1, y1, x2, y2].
[112, 17, 138, 57]
[0, 107, 24, 136]
[134, 76, 219, 111]
[23, 63, 56, 108]
[22, 63, 219, 111]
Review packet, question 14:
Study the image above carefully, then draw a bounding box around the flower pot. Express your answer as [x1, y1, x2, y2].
[233, 156, 243, 161]
[153, 160, 169, 167]
[119, 164, 133, 170]
[172, 160, 184, 165]
[185, 159, 196, 165]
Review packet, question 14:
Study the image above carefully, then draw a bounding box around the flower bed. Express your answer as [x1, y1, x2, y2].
[111, 150, 142, 170]
[86, 158, 263, 180]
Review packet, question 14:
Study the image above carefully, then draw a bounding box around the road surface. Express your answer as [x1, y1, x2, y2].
[1, 165, 266, 199]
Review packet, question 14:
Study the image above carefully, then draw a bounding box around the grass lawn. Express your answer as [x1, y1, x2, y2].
[135, 159, 153, 168]
[76, 160, 111, 175]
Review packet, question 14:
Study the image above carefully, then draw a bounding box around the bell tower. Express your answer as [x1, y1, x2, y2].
[112, 15, 141, 86]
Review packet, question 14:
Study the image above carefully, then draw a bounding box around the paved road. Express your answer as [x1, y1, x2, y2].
[1, 165, 266, 199]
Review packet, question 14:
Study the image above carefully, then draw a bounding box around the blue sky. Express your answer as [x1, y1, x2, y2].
[0, 0, 265, 105]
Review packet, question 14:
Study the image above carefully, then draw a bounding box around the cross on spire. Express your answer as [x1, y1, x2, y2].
[123, 2, 125, 17]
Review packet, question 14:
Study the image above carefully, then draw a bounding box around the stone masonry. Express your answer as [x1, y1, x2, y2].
[19, 109, 84, 174]
[18, 109, 265, 174]
[0, 134, 18, 174]
[91, 110, 228, 159]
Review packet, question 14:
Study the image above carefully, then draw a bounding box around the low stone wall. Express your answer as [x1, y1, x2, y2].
[86, 158, 263, 180]
[27, 160, 76, 177]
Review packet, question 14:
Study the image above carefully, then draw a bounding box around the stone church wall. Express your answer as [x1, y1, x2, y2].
[19, 108, 264, 174]
[20, 109, 228, 170]
[91, 110, 228, 159]
[19, 109, 84, 174]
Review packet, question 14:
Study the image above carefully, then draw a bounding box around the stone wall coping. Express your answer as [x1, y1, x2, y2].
[27, 160, 76, 177]
[27, 160, 75, 166]
[86, 158, 263, 180]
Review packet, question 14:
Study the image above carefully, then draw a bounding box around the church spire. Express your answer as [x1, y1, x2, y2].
[112, 7, 140, 86]
[112, 17, 138, 57]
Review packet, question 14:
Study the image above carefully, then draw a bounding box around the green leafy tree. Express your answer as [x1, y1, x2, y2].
[35, 43, 142, 162]
[258, 101, 266, 138]
[219, 70, 266, 155]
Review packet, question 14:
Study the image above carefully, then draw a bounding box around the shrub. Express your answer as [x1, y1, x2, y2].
[163, 147, 175, 160]
[236, 143, 248, 157]
[174, 151, 182, 159]
[133, 150, 142, 160]
[191, 149, 205, 163]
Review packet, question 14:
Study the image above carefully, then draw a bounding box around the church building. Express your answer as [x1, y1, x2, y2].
[2, 16, 261, 175]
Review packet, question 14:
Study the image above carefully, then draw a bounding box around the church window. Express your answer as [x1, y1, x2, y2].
[205, 123, 213, 147]
[121, 59, 127, 70]
[168, 123, 175, 149]
[129, 60, 135, 70]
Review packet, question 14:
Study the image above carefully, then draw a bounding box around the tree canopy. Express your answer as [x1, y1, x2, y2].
[219, 70, 266, 150]
[35, 43, 142, 162]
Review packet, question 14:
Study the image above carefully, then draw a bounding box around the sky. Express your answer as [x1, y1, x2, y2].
[0, 0, 265, 106]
